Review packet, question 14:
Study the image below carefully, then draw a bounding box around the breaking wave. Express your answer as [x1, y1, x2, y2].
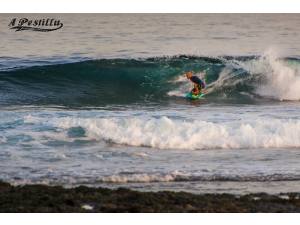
[23, 114, 300, 150]
[1, 51, 300, 106]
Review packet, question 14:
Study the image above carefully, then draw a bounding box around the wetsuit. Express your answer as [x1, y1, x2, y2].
[190, 76, 205, 94]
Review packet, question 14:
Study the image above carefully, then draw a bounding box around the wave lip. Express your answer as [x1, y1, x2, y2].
[235, 50, 300, 101]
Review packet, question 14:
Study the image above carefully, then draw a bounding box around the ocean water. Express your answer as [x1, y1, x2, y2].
[1, 14, 300, 194]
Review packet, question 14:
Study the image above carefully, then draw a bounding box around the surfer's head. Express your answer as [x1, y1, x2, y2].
[185, 71, 193, 79]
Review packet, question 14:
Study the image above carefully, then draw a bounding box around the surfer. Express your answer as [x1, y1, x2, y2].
[185, 71, 206, 95]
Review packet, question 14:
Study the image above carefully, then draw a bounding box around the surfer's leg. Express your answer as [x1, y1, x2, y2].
[197, 84, 202, 94]
[192, 87, 199, 95]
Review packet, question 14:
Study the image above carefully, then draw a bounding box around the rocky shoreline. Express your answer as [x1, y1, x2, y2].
[1, 181, 300, 212]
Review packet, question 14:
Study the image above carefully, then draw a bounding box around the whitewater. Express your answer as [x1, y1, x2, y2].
[1, 14, 300, 194]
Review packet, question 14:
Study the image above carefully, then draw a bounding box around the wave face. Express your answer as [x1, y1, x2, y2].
[1, 52, 300, 106]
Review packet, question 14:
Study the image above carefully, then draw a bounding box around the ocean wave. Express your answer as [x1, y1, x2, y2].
[1, 52, 300, 106]
[23, 114, 300, 150]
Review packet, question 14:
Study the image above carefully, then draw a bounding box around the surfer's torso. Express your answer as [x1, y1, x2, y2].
[190, 76, 205, 89]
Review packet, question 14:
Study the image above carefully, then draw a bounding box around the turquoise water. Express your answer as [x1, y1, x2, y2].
[1, 14, 300, 194]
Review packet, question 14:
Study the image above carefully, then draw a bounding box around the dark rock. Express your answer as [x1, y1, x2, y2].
[1, 181, 300, 212]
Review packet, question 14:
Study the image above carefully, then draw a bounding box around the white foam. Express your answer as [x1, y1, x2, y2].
[237, 49, 300, 101]
[279, 195, 290, 200]
[0, 136, 7, 144]
[131, 152, 149, 158]
[81, 204, 93, 210]
[100, 171, 187, 183]
[53, 153, 67, 159]
[40, 115, 300, 150]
